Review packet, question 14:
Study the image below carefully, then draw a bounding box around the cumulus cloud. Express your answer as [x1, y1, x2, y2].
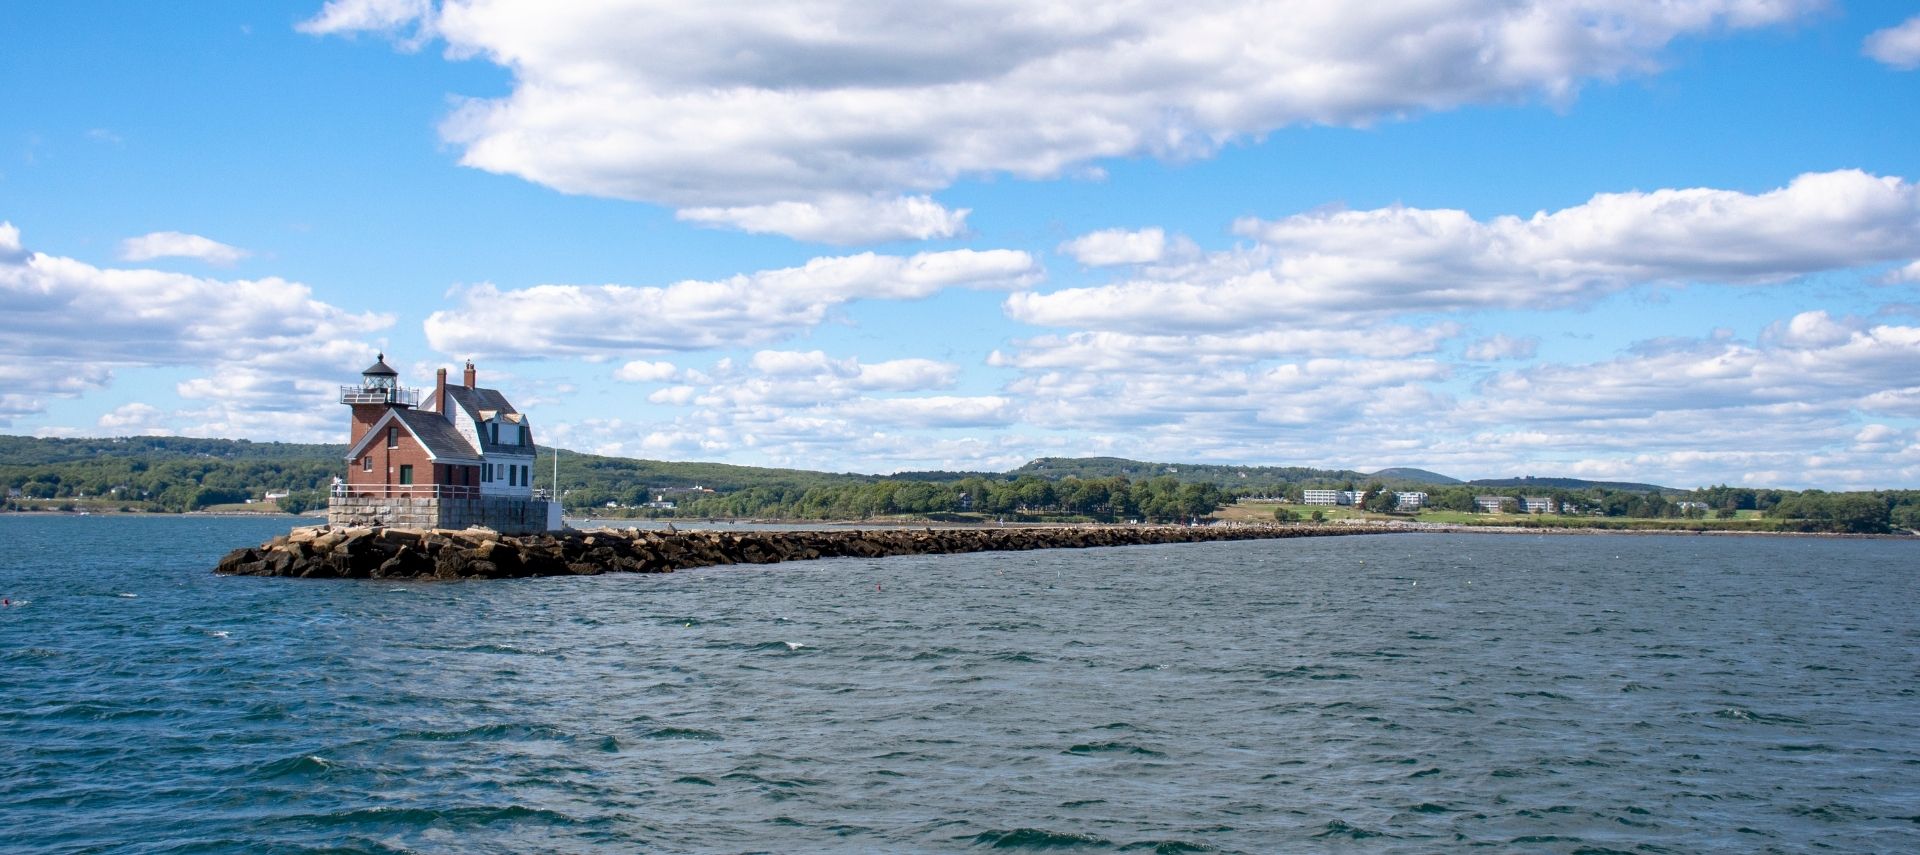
[306, 0, 1816, 241]
[118, 231, 251, 266]
[1007, 171, 1920, 333]
[425, 248, 1038, 359]
[298, 0, 434, 47]
[1464, 334, 1540, 361]
[0, 221, 392, 430]
[1865, 15, 1920, 69]
[613, 359, 679, 383]
[677, 194, 968, 245]
[1473, 311, 1920, 422]
[1884, 260, 1920, 284]
[576, 349, 1018, 468]
[989, 324, 1459, 374]
[1059, 228, 1167, 266]
[96, 402, 166, 432]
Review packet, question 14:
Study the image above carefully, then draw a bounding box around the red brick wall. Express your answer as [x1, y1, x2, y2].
[344, 421, 437, 496]
[348, 404, 386, 450]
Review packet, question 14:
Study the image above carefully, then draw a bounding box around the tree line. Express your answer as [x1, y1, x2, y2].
[593, 475, 1231, 523]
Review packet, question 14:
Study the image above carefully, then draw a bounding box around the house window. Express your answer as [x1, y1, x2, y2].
[387, 427, 398, 449]
[521, 465, 530, 486]
[509, 465, 518, 487]
[489, 423, 499, 445]
[398, 465, 414, 485]
[362, 456, 372, 472]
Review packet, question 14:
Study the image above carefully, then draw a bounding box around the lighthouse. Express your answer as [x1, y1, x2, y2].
[328, 354, 560, 533]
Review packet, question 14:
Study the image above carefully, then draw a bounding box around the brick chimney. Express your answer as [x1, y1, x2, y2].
[435, 367, 448, 416]
[463, 360, 477, 388]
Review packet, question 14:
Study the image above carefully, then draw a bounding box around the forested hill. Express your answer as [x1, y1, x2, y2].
[1013, 456, 1413, 488]
[1013, 456, 1370, 485]
[552, 450, 873, 503]
[0, 435, 342, 465]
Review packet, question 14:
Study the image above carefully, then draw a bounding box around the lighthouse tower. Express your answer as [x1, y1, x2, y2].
[328, 354, 559, 533]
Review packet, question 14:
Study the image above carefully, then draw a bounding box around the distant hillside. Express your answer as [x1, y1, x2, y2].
[1011, 456, 1371, 486]
[1368, 467, 1461, 485]
[0, 434, 342, 465]
[1468, 476, 1670, 493]
[555, 450, 873, 501]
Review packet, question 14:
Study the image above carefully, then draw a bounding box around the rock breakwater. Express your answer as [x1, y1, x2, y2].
[215, 524, 1396, 580]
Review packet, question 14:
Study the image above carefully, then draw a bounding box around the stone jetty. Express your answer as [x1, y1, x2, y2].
[214, 524, 1397, 580]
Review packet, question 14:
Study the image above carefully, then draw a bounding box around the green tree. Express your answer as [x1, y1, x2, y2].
[1362, 483, 1398, 513]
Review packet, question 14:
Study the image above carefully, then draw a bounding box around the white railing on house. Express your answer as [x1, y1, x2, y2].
[339, 385, 422, 407]
[331, 483, 482, 500]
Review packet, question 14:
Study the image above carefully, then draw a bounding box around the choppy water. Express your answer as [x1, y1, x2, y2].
[2, 516, 1916, 853]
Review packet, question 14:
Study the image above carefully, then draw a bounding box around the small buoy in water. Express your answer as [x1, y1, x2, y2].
[876, 583, 882, 591]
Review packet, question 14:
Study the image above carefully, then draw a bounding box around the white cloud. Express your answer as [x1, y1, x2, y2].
[613, 359, 678, 382]
[97, 402, 164, 431]
[1472, 312, 1920, 422]
[1058, 227, 1167, 266]
[989, 324, 1459, 373]
[1464, 334, 1540, 361]
[1884, 260, 1920, 284]
[677, 194, 968, 245]
[308, 0, 1817, 241]
[298, 0, 434, 46]
[425, 248, 1038, 359]
[0, 221, 392, 431]
[1865, 15, 1920, 70]
[1007, 171, 1920, 333]
[118, 231, 251, 266]
[568, 349, 1014, 467]
[840, 395, 1014, 428]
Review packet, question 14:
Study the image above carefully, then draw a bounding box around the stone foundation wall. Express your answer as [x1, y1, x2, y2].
[327, 495, 557, 533]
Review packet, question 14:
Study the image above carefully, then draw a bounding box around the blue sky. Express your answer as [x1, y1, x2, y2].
[4, 1, 1919, 488]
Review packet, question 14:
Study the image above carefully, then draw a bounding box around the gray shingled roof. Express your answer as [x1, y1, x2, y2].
[442, 385, 535, 456]
[392, 407, 482, 462]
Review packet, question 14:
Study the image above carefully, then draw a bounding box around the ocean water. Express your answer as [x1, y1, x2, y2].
[1, 516, 1916, 853]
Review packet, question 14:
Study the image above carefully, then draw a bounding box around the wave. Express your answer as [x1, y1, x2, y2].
[968, 827, 1114, 849]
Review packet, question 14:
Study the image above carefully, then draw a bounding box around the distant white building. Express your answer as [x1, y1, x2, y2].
[1475, 495, 1514, 513]
[1674, 501, 1709, 511]
[1302, 489, 1345, 506]
[1394, 491, 1428, 511]
[1522, 497, 1557, 514]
